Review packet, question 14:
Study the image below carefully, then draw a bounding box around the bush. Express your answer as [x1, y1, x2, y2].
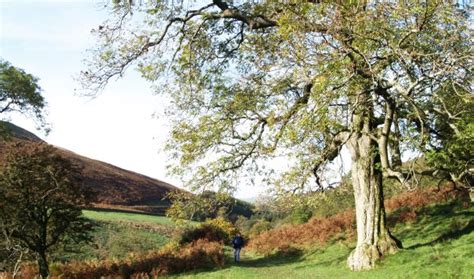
[249, 220, 272, 238]
[248, 210, 355, 256]
[289, 206, 313, 224]
[205, 217, 238, 241]
[28, 239, 225, 278]
[180, 217, 237, 245]
[385, 184, 468, 224]
[234, 216, 255, 235]
[248, 184, 466, 256]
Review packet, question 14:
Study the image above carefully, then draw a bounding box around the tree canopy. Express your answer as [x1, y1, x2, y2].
[0, 59, 46, 131]
[166, 190, 254, 223]
[82, 0, 472, 270]
[0, 143, 94, 277]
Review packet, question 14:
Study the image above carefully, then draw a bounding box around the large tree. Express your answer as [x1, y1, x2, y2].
[0, 143, 94, 277]
[81, 1, 472, 270]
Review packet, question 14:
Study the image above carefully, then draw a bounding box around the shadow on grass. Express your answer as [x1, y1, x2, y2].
[175, 248, 305, 277]
[407, 219, 474, 250]
[395, 202, 474, 250]
[236, 248, 305, 268]
[294, 254, 348, 270]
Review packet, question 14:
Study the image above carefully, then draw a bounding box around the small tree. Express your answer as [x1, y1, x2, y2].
[165, 190, 202, 224]
[0, 143, 94, 277]
[166, 190, 233, 223]
[0, 59, 47, 131]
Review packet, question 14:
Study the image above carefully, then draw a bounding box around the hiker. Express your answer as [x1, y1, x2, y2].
[232, 233, 244, 263]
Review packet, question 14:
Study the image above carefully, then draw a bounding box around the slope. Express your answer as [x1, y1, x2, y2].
[0, 122, 181, 214]
[173, 196, 473, 278]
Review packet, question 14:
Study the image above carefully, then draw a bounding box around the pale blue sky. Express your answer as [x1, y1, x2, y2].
[0, 0, 221, 196]
[0, 0, 351, 200]
[0, 0, 352, 200]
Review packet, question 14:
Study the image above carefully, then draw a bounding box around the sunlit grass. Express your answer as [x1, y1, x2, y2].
[51, 210, 176, 262]
[82, 210, 174, 225]
[171, 203, 474, 279]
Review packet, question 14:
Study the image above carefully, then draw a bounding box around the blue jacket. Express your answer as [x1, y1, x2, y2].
[232, 236, 244, 249]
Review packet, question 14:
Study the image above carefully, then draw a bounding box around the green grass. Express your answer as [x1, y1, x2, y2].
[82, 210, 174, 225]
[51, 210, 176, 262]
[171, 203, 474, 279]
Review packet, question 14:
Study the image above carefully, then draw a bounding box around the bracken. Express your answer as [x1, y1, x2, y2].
[247, 185, 467, 255]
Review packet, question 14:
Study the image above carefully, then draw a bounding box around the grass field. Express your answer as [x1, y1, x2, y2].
[83, 210, 174, 225]
[171, 203, 474, 279]
[51, 210, 176, 262]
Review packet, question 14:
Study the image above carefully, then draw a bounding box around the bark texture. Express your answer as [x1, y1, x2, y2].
[389, 114, 402, 169]
[346, 108, 401, 270]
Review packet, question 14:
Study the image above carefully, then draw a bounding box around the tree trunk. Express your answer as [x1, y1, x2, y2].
[37, 250, 49, 278]
[346, 110, 401, 270]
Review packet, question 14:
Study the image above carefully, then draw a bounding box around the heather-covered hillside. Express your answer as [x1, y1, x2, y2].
[0, 122, 180, 214]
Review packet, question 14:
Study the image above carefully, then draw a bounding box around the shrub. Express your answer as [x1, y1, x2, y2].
[13, 218, 233, 278]
[289, 206, 313, 224]
[37, 239, 225, 278]
[385, 184, 467, 224]
[234, 215, 255, 235]
[180, 217, 237, 245]
[249, 220, 272, 238]
[205, 217, 238, 241]
[248, 184, 466, 256]
[248, 210, 355, 256]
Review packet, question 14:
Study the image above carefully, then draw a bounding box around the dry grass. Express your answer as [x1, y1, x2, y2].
[32, 239, 225, 278]
[3, 184, 468, 278]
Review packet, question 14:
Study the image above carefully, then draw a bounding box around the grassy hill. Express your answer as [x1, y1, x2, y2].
[0, 122, 181, 214]
[26, 185, 470, 279]
[50, 210, 177, 263]
[172, 201, 474, 279]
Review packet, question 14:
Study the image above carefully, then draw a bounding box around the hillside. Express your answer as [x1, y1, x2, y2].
[22, 184, 472, 278]
[173, 204, 473, 279]
[0, 122, 181, 214]
[171, 190, 474, 278]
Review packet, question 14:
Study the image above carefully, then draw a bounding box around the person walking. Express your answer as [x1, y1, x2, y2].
[232, 233, 244, 263]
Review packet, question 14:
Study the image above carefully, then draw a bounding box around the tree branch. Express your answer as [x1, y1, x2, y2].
[210, 0, 277, 30]
[312, 131, 350, 188]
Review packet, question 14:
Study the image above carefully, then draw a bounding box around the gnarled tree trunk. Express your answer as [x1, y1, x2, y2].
[346, 106, 401, 271]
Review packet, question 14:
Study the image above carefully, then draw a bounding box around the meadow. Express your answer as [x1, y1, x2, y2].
[36, 186, 472, 278]
[50, 210, 176, 262]
[171, 202, 474, 279]
[82, 210, 174, 226]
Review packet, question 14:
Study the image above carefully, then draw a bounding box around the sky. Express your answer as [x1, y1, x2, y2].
[0, 0, 267, 199]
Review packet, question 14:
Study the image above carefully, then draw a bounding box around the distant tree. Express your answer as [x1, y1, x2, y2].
[165, 191, 206, 224]
[0, 143, 94, 277]
[166, 190, 253, 223]
[82, 1, 472, 270]
[166, 190, 233, 222]
[228, 198, 254, 221]
[0, 59, 47, 132]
